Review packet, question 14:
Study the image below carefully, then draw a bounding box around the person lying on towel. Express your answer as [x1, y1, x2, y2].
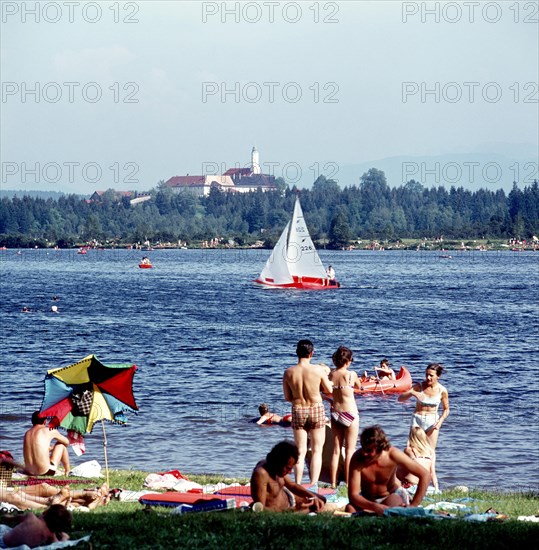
[0, 504, 71, 548]
[250, 441, 326, 512]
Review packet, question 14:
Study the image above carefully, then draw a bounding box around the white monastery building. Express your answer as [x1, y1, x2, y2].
[164, 147, 277, 196]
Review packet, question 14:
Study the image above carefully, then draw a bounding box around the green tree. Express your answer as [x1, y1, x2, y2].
[328, 207, 351, 249]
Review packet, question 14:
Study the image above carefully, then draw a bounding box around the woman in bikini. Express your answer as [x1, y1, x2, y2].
[398, 426, 439, 491]
[398, 363, 449, 449]
[328, 346, 362, 488]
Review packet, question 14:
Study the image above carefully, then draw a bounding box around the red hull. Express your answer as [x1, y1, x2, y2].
[254, 276, 340, 290]
[354, 366, 412, 395]
[139, 264, 153, 269]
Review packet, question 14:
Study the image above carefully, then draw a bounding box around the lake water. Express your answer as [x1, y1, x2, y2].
[0, 248, 538, 492]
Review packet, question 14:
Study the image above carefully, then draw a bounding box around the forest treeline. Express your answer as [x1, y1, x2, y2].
[1, 169, 538, 248]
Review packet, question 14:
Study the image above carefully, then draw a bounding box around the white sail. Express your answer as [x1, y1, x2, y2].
[286, 198, 328, 279]
[258, 221, 294, 284]
[256, 197, 328, 285]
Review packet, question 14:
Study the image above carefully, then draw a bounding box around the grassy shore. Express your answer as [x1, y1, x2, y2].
[53, 470, 539, 549]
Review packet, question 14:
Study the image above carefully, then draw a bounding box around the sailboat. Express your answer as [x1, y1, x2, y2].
[254, 197, 340, 289]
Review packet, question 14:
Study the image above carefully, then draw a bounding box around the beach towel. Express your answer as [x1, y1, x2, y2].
[144, 474, 201, 491]
[383, 507, 448, 519]
[70, 461, 101, 478]
[463, 513, 508, 522]
[423, 501, 471, 513]
[118, 490, 161, 502]
[0, 525, 90, 550]
[517, 515, 539, 522]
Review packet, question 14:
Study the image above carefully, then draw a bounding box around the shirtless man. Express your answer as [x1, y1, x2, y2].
[375, 359, 396, 380]
[23, 411, 70, 476]
[346, 425, 430, 516]
[250, 441, 326, 512]
[1, 504, 71, 548]
[282, 339, 333, 485]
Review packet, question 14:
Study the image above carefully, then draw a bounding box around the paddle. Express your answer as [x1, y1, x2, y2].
[374, 367, 385, 396]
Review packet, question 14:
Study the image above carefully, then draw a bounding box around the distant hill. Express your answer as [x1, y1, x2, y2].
[336, 153, 538, 192]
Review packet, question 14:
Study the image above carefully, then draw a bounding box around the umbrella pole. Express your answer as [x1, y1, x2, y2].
[101, 420, 109, 487]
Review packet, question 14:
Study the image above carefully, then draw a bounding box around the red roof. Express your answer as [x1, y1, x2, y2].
[223, 168, 252, 176]
[165, 176, 206, 187]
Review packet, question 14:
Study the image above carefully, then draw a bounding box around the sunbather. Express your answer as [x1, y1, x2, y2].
[250, 441, 326, 512]
[0, 482, 110, 511]
[0, 504, 71, 548]
[346, 425, 430, 516]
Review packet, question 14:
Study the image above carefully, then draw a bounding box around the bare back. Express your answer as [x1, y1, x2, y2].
[23, 425, 63, 476]
[350, 448, 401, 500]
[3, 513, 53, 548]
[283, 361, 332, 406]
[330, 368, 359, 413]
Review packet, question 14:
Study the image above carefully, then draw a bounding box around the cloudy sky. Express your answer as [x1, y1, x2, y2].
[1, 1, 538, 193]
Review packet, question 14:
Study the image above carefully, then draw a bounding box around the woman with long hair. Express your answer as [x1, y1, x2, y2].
[398, 363, 449, 449]
[399, 426, 438, 491]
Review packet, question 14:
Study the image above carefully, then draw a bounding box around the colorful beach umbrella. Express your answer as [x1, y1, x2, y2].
[39, 354, 138, 483]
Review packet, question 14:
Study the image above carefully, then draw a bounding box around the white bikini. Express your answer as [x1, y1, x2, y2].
[412, 384, 446, 431]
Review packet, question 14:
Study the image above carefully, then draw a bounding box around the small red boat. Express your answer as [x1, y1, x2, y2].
[354, 366, 412, 395]
[139, 263, 153, 269]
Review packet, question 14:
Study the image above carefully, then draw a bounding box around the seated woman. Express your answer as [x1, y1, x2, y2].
[374, 359, 396, 380]
[397, 426, 438, 492]
[256, 404, 292, 426]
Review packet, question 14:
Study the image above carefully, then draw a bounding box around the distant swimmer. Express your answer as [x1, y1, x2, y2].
[256, 403, 292, 426]
[52, 295, 60, 301]
[22, 306, 31, 312]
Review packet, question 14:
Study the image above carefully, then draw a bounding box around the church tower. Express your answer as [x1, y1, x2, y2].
[251, 146, 261, 174]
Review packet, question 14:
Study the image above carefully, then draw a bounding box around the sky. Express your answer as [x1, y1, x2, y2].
[1, 0, 538, 193]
